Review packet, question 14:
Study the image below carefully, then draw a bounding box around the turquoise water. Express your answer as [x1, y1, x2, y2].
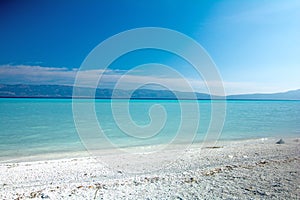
[0, 98, 299, 161]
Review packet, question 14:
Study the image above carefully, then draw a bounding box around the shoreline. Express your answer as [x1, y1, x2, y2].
[1, 137, 299, 199]
[0, 136, 297, 164]
[0, 136, 298, 164]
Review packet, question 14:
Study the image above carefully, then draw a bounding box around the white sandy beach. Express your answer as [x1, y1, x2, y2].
[1, 138, 299, 199]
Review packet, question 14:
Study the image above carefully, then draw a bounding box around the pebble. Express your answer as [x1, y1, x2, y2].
[276, 139, 285, 144]
[1, 138, 299, 199]
[41, 193, 49, 199]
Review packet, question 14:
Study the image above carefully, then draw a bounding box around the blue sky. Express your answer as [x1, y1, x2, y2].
[0, 0, 299, 94]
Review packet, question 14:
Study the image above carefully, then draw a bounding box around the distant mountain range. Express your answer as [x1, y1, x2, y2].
[0, 84, 299, 100]
[226, 89, 300, 100]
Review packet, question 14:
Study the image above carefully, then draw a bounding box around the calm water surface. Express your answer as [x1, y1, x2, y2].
[0, 98, 299, 160]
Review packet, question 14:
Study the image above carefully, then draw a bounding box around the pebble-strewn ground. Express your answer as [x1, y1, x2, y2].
[1, 138, 299, 199]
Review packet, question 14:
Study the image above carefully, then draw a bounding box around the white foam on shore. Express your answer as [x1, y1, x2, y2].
[1, 136, 298, 165]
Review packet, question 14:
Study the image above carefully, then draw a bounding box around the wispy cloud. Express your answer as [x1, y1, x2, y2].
[0, 64, 198, 89]
[0, 64, 116, 86]
[0, 64, 296, 95]
[0, 65, 77, 85]
[0, 64, 215, 93]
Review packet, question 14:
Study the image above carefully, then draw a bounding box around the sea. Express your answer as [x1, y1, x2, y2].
[0, 98, 299, 161]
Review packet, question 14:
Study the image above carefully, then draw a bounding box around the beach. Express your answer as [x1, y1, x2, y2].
[1, 137, 299, 199]
[1, 0, 300, 199]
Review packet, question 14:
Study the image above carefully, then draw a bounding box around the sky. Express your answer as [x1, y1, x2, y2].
[0, 0, 299, 95]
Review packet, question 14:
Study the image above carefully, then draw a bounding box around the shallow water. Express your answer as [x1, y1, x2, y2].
[0, 98, 299, 160]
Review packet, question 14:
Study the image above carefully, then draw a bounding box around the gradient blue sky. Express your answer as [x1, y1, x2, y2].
[0, 0, 299, 94]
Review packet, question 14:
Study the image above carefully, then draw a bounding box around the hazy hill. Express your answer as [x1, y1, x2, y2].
[0, 84, 212, 99]
[227, 89, 300, 100]
[0, 84, 299, 100]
